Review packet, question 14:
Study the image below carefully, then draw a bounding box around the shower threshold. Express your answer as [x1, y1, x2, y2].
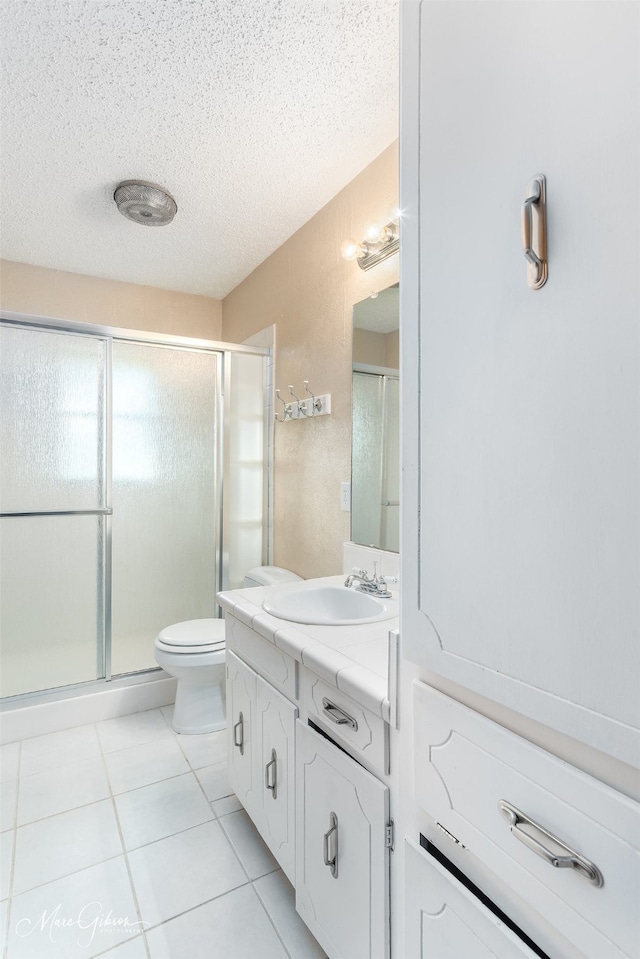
[0, 669, 176, 745]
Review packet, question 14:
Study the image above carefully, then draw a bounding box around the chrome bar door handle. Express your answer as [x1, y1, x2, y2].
[323, 811, 338, 878]
[521, 175, 548, 290]
[233, 712, 244, 755]
[265, 748, 277, 799]
[322, 698, 358, 731]
[498, 800, 603, 887]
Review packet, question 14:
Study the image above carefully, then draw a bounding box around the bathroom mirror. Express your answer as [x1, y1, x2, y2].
[351, 283, 399, 552]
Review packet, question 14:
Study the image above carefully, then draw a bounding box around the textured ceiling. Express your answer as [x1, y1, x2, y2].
[353, 282, 398, 333]
[0, 0, 399, 299]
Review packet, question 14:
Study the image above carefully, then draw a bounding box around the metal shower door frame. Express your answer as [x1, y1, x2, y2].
[0, 311, 270, 700]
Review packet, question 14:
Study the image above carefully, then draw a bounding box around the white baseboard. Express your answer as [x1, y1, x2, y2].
[0, 674, 178, 744]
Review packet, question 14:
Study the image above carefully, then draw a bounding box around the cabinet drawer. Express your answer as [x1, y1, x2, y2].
[413, 683, 640, 959]
[225, 614, 296, 700]
[301, 667, 389, 775]
[404, 839, 540, 959]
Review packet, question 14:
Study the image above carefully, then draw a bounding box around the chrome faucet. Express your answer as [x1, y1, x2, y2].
[344, 565, 392, 598]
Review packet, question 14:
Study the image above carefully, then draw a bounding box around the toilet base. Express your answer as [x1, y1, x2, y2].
[172, 678, 226, 735]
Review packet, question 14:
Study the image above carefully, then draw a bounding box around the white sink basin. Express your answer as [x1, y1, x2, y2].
[262, 584, 398, 626]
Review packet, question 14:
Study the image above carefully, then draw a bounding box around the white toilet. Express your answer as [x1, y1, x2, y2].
[155, 566, 302, 734]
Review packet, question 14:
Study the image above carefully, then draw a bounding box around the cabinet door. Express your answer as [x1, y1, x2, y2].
[295, 720, 389, 959]
[400, 1, 639, 765]
[404, 840, 540, 959]
[226, 650, 257, 817]
[256, 675, 297, 884]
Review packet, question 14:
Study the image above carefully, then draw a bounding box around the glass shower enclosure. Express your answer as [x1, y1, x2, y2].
[0, 317, 268, 700]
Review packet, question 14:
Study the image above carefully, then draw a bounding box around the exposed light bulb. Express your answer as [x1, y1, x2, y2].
[364, 222, 383, 243]
[340, 238, 361, 261]
[388, 203, 401, 221]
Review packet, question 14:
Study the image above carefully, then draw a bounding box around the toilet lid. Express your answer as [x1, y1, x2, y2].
[156, 618, 225, 648]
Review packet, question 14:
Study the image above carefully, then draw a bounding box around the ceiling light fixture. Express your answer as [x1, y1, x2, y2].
[340, 218, 399, 271]
[113, 180, 177, 226]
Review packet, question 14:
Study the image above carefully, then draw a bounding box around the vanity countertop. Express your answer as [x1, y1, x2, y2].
[217, 576, 397, 722]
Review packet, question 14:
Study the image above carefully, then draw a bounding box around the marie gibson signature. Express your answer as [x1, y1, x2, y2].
[15, 901, 150, 947]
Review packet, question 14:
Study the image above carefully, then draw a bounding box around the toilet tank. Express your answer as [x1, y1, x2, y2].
[243, 566, 303, 588]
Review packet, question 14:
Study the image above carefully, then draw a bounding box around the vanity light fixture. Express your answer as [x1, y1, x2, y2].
[341, 218, 399, 271]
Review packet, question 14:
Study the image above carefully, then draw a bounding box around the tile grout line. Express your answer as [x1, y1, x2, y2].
[251, 876, 296, 959]
[100, 713, 255, 952]
[5, 712, 301, 958]
[2, 739, 21, 959]
[174, 721, 257, 885]
[98, 724, 153, 959]
[99, 712, 251, 952]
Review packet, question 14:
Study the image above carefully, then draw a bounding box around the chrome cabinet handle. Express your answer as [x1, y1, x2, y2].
[322, 697, 358, 731]
[521, 174, 548, 290]
[498, 800, 603, 887]
[233, 712, 244, 755]
[265, 748, 277, 799]
[323, 811, 338, 878]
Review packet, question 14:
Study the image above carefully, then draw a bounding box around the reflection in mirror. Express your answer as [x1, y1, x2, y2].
[351, 283, 399, 552]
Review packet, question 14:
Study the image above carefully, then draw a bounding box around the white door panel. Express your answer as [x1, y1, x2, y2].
[295, 720, 390, 959]
[257, 675, 297, 884]
[226, 650, 257, 816]
[401, 0, 640, 763]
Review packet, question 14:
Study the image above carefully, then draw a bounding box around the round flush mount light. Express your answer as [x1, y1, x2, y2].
[113, 180, 177, 226]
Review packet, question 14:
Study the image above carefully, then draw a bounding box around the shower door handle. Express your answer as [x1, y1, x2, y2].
[233, 712, 244, 755]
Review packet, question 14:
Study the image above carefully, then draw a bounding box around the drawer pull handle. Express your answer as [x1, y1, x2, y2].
[233, 712, 244, 756]
[498, 800, 603, 887]
[323, 811, 338, 878]
[265, 748, 277, 800]
[322, 697, 358, 731]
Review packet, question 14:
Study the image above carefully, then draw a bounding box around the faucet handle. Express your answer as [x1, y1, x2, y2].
[351, 566, 368, 578]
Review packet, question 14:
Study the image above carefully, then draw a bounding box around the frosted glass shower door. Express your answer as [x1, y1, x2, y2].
[0, 325, 107, 698]
[110, 342, 218, 675]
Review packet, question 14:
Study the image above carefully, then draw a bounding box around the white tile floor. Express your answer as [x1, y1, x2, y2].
[0, 707, 327, 959]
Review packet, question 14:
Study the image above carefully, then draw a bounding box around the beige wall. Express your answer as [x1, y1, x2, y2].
[222, 142, 399, 578]
[0, 260, 222, 339]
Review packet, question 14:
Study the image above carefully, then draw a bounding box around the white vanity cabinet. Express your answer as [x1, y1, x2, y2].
[220, 603, 395, 959]
[226, 649, 298, 883]
[295, 720, 390, 959]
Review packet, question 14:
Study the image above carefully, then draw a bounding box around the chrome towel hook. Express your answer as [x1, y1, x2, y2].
[275, 389, 291, 422]
[290, 384, 306, 416]
[304, 380, 323, 414]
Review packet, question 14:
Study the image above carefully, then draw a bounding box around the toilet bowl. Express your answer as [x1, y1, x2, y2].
[155, 619, 226, 735]
[156, 567, 302, 734]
